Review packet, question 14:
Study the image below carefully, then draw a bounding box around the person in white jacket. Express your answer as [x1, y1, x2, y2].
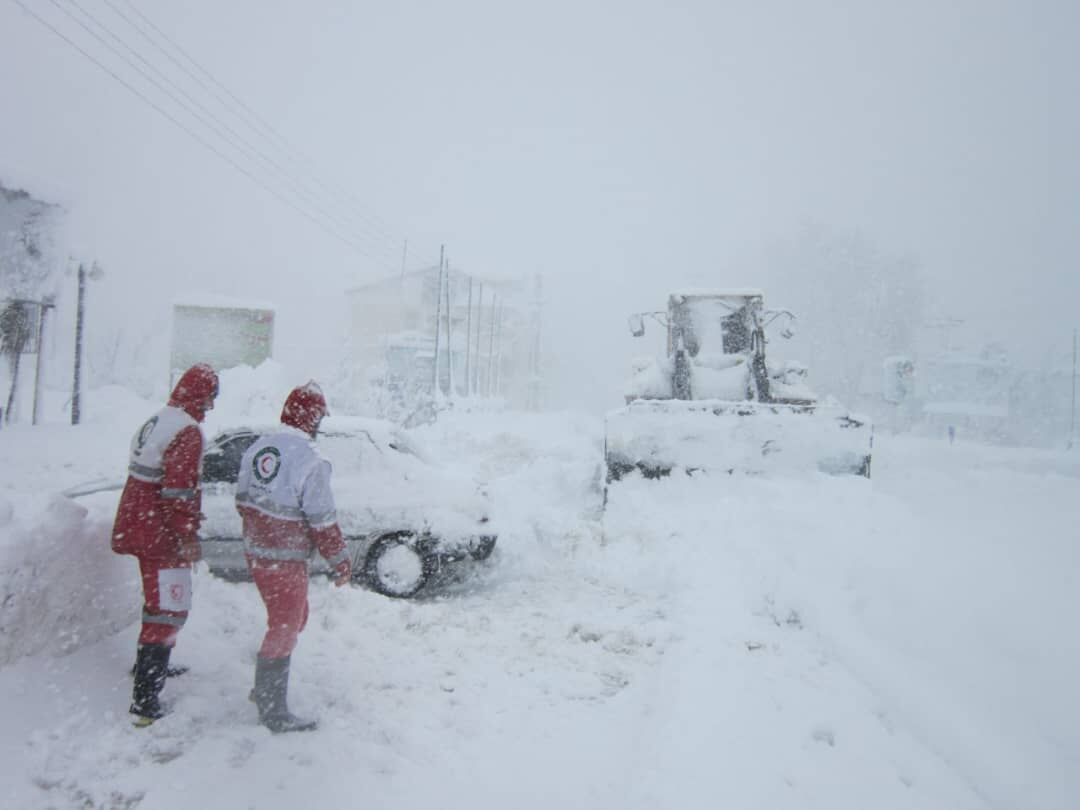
[235, 381, 351, 733]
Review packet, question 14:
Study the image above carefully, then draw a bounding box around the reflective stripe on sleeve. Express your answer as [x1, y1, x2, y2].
[304, 509, 338, 528]
[128, 462, 163, 482]
[161, 487, 197, 500]
[142, 610, 186, 627]
[236, 491, 305, 521]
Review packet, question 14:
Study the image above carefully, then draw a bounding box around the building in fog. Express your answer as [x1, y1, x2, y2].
[345, 266, 543, 421]
[887, 342, 1077, 448]
[917, 349, 1012, 442]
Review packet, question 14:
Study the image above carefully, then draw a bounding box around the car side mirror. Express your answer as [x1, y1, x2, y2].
[628, 314, 645, 337]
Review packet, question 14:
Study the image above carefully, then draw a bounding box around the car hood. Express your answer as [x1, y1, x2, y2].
[201, 462, 490, 543]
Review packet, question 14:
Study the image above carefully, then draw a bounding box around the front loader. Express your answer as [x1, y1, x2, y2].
[603, 290, 872, 486]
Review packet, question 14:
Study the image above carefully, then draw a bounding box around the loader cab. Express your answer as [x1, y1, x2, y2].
[666, 292, 764, 359]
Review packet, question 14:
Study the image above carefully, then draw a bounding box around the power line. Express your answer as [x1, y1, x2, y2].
[111, 0, 442, 266]
[50, 0, 406, 267]
[8, 0, 389, 259]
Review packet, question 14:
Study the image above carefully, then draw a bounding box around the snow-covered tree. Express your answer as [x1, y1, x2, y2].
[1, 182, 63, 420]
[0, 183, 61, 297]
[0, 300, 33, 422]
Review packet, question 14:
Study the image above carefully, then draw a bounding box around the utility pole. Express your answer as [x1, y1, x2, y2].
[71, 263, 86, 425]
[464, 276, 473, 397]
[487, 293, 498, 397]
[445, 259, 455, 397]
[493, 299, 504, 397]
[474, 282, 484, 395]
[431, 246, 445, 397]
[1069, 328, 1077, 450]
[32, 297, 55, 426]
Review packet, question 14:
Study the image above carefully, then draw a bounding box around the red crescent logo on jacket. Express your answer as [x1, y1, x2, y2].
[253, 447, 282, 483]
[135, 416, 158, 453]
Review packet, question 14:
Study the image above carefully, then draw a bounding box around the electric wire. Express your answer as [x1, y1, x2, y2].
[111, 0, 442, 267]
[70, 0, 401, 262]
[49, 0, 406, 269]
[105, 0, 415, 254]
[8, 0, 388, 259]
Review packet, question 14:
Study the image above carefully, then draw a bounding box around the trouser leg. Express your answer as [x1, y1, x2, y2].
[129, 558, 192, 723]
[249, 558, 309, 659]
[247, 558, 316, 732]
[136, 557, 191, 648]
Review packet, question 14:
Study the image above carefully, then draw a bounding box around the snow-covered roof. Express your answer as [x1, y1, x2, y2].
[346, 265, 529, 295]
[923, 401, 1008, 418]
[669, 288, 765, 300]
[925, 351, 1010, 369]
[173, 295, 275, 312]
[345, 265, 439, 294]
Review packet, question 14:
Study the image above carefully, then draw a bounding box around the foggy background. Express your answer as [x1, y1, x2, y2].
[1, 0, 1077, 413]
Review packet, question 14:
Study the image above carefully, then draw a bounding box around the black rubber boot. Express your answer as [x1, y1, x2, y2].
[130, 662, 188, 678]
[130, 644, 171, 726]
[253, 656, 317, 733]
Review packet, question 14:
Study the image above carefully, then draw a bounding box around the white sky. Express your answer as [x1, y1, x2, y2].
[1, 0, 1077, 408]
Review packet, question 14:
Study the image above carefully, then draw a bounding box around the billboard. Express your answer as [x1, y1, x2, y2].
[170, 303, 274, 382]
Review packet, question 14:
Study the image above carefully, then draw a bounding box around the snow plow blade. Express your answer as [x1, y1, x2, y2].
[604, 399, 872, 483]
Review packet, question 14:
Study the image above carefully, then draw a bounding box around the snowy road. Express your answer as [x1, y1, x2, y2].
[1, 403, 1077, 809]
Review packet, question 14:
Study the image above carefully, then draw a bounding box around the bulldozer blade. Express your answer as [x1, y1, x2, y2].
[604, 399, 872, 483]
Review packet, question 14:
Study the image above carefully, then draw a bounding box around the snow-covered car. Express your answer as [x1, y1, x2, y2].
[199, 417, 496, 598]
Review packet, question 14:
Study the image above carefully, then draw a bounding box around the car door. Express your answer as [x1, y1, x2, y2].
[200, 430, 260, 575]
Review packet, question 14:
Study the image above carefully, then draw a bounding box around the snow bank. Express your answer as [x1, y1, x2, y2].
[0, 495, 138, 667]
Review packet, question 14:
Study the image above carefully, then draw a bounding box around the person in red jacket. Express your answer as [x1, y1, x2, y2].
[235, 381, 351, 733]
[111, 363, 219, 726]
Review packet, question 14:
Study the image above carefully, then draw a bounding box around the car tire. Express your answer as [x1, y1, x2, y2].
[468, 534, 497, 561]
[362, 532, 434, 598]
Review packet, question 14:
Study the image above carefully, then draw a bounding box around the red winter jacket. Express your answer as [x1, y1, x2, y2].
[111, 365, 218, 560]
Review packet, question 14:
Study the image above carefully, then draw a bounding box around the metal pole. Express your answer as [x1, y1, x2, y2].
[487, 293, 498, 397]
[493, 300, 504, 397]
[400, 238, 409, 280]
[445, 260, 455, 396]
[32, 301, 53, 426]
[474, 282, 483, 395]
[431, 246, 444, 396]
[72, 263, 85, 425]
[1069, 328, 1077, 450]
[464, 276, 473, 397]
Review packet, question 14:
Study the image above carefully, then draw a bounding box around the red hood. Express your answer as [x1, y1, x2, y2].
[168, 364, 219, 422]
[281, 381, 328, 436]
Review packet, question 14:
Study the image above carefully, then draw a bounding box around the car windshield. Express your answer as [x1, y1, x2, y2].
[203, 430, 260, 484]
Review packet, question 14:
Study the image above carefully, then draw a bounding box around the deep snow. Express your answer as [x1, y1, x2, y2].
[1, 370, 1077, 809]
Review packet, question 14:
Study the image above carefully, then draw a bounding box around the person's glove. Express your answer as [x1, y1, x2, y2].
[331, 558, 352, 587]
[177, 533, 203, 563]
